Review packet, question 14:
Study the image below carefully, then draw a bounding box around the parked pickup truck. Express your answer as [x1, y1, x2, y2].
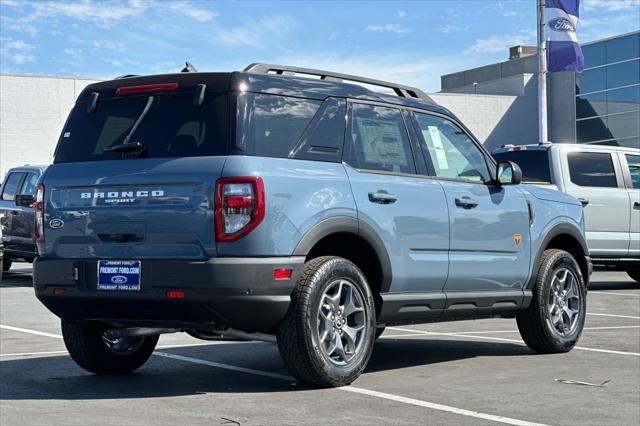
[34, 64, 591, 387]
[493, 143, 639, 283]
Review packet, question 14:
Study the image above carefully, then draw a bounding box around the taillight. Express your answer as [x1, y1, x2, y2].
[215, 177, 265, 242]
[34, 184, 45, 243]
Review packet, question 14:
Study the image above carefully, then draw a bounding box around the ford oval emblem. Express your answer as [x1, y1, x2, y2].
[49, 218, 65, 229]
[111, 275, 128, 284]
[549, 17, 575, 32]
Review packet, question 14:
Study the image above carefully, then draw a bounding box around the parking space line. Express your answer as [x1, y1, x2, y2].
[387, 327, 640, 357]
[0, 324, 64, 339]
[587, 313, 640, 319]
[385, 325, 640, 336]
[0, 350, 68, 357]
[590, 291, 640, 297]
[1, 323, 547, 426]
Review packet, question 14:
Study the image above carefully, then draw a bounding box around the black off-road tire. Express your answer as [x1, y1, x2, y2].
[2, 258, 11, 272]
[626, 267, 640, 283]
[516, 249, 587, 354]
[61, 320, 158, 374]
[277, 256, 376, 387]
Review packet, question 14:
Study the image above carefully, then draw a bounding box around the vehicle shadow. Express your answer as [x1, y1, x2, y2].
[0, 337, 532, 400]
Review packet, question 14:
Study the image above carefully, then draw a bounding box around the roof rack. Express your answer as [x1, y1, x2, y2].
[243, 63, 433, 103]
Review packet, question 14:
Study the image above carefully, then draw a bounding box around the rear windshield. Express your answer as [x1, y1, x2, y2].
[54, 92, 228, 163]
[492, 150, 552, 183]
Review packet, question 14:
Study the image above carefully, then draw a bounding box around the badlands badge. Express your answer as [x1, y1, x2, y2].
[514, 234, 522, 247]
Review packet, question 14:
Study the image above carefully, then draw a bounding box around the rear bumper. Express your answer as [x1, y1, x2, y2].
[34, 256, 305, 333]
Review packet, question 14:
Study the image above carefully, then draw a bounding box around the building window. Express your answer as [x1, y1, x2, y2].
[575, 32, 640, 148]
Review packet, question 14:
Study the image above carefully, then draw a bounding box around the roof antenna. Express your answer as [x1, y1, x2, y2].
[181, 62, 198, 73]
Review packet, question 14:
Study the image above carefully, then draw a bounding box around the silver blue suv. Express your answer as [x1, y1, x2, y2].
[33, 64, 591, 387]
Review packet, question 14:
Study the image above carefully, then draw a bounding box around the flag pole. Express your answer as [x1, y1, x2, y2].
[537, 0, 548, 144]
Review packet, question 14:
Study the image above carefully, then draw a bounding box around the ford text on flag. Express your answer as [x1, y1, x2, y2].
[544, 0, 584, 72]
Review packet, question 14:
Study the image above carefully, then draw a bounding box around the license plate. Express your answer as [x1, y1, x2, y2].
[97, 260, 141, 291]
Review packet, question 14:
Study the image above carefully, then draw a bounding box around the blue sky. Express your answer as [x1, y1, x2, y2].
[1, 0, 638, 92]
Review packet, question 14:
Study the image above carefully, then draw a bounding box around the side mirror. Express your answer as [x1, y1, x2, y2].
[496, 161, 522, 185]
[15, 194, 35, 207]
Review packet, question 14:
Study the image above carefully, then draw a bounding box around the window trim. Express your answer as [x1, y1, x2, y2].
[409, 110, 497, 185]
[343, 99, 419, 176]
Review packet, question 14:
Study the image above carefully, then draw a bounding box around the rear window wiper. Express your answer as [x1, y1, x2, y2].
[104, 141, 146, 153]
[104, 96, 154, 154]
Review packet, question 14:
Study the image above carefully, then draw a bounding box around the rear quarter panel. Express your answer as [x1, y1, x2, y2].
[218, 156, 357, 256]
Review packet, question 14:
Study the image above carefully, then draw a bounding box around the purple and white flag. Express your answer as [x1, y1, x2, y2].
[544, 0, 584, 72]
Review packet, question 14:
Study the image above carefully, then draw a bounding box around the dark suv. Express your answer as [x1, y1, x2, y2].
[0, 165, 47, 272]
[34, 64, 590, 387]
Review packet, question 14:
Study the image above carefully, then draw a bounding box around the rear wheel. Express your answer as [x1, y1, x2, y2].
[517, 249, 586, 353]
[61, 320, 158, 374]
[277, 256, 376, 387]
[626, 267, 640, 283]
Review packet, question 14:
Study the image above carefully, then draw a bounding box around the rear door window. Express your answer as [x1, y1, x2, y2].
[626, 154, 640, 189]
[1, 173, 24, 201]
[492, 150, 551, 183]
[54, 92, 228, 163]
[568, 152, 617, 187]
[345, 103, 416, 174]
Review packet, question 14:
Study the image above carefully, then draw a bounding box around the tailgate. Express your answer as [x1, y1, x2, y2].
[42, 157, 225, 259]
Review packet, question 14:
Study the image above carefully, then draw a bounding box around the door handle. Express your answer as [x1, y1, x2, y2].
[634, 201, 640, 210]
[368, 192, 397, 204]
[577, 198, 589, 207]
[9, 210, 18, 216]
[455, 196, 478, 209]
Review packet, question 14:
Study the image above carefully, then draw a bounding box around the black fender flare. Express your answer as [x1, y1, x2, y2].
[527, 221, 589, 290]
[293, 216, 393, 293]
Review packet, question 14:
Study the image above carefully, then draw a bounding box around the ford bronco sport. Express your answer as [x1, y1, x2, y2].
[34, 64, 591, 387]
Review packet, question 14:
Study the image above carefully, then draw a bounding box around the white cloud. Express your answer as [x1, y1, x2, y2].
[168, 1, 217, 22]
[64, 48, 83, 61]
[583, 0, 640, 12]
[213, 15, 297, 48]
[37, 0, 147, 23]
[92, 40, 127, 52]
[365, 24, 412, 34]
[464, 31, 536, 55]
[398, 10, 406, 18]
[0, 37, 36, 64]
[438, 24, 468, 34]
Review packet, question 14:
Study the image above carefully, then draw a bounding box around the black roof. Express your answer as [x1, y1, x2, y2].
[77, 69, 451, 116]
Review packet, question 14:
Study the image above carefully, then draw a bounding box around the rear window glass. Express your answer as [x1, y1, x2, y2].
[54, 93, 228, 163]
[568, 152, 617, 188]
[236, 93, 321, 158]
[1, 172, 23, 201]
[492, 150, 551, 183]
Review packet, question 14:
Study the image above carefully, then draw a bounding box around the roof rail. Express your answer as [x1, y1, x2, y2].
[243, 63, 433, 103]
[114, 74, 138, 79]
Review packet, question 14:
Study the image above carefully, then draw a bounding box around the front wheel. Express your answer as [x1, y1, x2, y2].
[277, 256, 376, 387]
[517, 249, 587, 354]
[61, 320, 158, 374]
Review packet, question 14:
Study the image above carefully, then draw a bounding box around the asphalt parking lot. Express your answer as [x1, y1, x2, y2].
[1, 265, 638, 426]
